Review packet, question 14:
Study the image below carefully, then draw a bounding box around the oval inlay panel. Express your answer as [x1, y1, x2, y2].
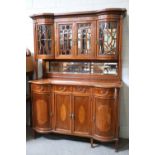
[78, 106, 85, 124]
[96, 105, 111, 132]
[60, 104, 66, 122]
[36, 99, 48, 125]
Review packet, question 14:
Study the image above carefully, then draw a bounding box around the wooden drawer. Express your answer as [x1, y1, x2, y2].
[31, 84, 50, 93]
[73, 86, 91, 94]
[93, 88, 115, 98]
[54, 85, 72, 93]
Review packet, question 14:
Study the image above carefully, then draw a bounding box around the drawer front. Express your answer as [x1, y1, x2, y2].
[93, 88, 115, 98]
[31, 84, 50, 93]
[54, 85, 72, 93]
[73, 86, 91, 94]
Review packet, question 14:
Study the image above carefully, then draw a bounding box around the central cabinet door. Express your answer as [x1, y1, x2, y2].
[72, 86, 91, 136]
[54, 92, 72, 133]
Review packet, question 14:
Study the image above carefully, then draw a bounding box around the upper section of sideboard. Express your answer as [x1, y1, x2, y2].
[29, 8, 127, 80]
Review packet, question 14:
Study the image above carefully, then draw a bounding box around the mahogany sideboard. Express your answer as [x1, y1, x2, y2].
[29, 8, 126, 151]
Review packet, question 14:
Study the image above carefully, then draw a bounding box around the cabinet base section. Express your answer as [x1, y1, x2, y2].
[32, 128, 119, 151]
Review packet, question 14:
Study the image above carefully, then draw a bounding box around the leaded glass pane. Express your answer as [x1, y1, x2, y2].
[59, 24, 72, 55]
[99, 22, 117, 55]
[78, 23, 91, 55]
[37, 25, 52, 55]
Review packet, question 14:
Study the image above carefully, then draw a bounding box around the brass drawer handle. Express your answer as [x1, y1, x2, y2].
[69, 113, 75, 119]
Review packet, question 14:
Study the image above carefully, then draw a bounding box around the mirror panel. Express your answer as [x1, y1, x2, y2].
[46, 61, 118, 75]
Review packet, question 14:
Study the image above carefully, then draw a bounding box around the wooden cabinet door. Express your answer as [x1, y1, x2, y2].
[96, 20, 119, 60]
[93, 96, 115, 139]
[54, 93, 72, 133]
[72, 94, 91, 136]
[55, 22, 75, 59]
[75, 21, 96, 59]
[32, 92, 51, 131]
[35, 23, 54, 59]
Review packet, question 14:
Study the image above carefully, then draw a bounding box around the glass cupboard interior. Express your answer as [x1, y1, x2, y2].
[98, 21, 118, 56]
[77, 23, 91, 55]
[37, 25, 53, 55]
[59, 24, 73, 55]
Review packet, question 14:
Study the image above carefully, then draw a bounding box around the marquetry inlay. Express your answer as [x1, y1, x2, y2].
[36, 99, 48, 125]
[93, 88, 114, 98]
[55, 85, 72, 92]
[73, 86, 91, 94]
[60, 104, 67, 122]
[96, 104, 111, 132]
[31, 84, 50, 93]
[78, 106, 85, 124]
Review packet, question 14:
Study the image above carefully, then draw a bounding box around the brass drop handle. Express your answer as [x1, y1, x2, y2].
[69, 113, 75, 119]
[69, 113, 72, 118]
[72, 113, 75, 119]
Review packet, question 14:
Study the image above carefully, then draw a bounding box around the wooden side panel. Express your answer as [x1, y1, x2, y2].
[32, 92, 51, 130]
[72, 94, 91, 135]
[93, 97, 115, 139]
[54, 93, 72, 133]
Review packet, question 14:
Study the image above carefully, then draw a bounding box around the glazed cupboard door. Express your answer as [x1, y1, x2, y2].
[55, 23, 75, 59]
[32, 92, 51, 131]
[75, 21, 96, 59]
[72, 86, 92, 135]
[96, 20, 119, 60]
[54, 93, 72, 133]
[35, 23, 54, 59]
